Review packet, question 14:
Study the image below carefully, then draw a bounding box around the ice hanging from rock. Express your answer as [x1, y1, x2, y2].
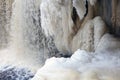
[40, 0, 106, 53]
[41, 0, 74, 54]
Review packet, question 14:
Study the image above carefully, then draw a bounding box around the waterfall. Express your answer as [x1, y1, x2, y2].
[0, 0, 60, 79]
[10, 0, 45, 67]
[0, 0, 59, 71]
[0, 0, 120, 80]
[0, 0, 9, 49]
[0, 0, 106, 69]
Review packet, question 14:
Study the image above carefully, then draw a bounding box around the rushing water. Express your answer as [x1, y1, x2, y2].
[0, 0, 120, 80]
[0, 0, 60, 68]
[0, 0, 59, 80]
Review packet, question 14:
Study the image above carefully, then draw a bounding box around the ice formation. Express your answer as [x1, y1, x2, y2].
[41, 0, 74, 53]
[32, 34, 120, 80]
[73, 0, 86, 20]
[40, 0, 106, 53]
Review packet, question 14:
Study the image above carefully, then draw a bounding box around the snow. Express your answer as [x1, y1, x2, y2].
[32, 33, 120, 80]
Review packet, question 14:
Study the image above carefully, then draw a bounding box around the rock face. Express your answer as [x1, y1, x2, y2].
[112, 0, 120, 36]
[0, 0, 14, 49]
[95, 0, 120, 36]
[41, 0, 74, 54]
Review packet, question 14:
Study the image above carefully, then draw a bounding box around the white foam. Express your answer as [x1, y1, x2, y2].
[32, 34, 120, 80]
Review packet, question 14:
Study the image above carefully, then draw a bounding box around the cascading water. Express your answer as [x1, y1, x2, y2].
[0, 0, 9, 49]
[0, 0, 42, 70]
[0, 0, 60, 69]
[10, 0, 45, 67]
[0, 0, 59, 80]
[0, 0, 120, 80]
[32, 0, 120, 80]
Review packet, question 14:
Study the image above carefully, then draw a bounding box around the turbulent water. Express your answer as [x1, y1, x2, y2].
[0, 66, 34, 80]
[32, 34, 120, 80]
[0, 0, 74, 79]
[0, 0, 59, 80]
[0, 0, 120, 80]
[0, 0, 60, 69]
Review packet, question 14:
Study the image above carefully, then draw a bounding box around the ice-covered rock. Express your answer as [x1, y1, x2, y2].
[73, 0, 86, 20]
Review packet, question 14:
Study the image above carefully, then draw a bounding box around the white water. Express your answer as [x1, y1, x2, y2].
[32, 34, 120, 80]
[0, 0, 61, 73]
[0, 0, 105, 70]
[0, 0, 120, 80]
[0, 0, 45, 72]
